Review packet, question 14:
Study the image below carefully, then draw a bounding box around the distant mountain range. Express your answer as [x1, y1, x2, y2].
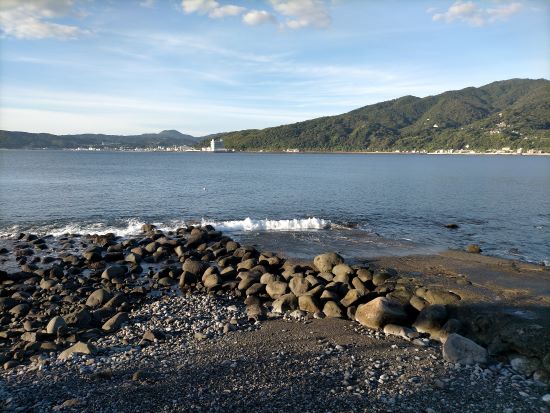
[208, 78, 549, 152]
[0, 129, 200, 149]
[1, 78, 549, 152]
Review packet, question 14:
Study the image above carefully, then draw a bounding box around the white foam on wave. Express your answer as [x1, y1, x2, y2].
[201, 217, 331, 232]
[0, 218, 187, 238]
[0, 217, 330, 238]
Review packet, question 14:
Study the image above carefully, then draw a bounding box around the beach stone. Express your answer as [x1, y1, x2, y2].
[298, 295, 321, 313]
[142, 329, 166, 342]
[225, 241, 239, 252]
[21, 331, 41, 342]
[320, 289, 340, 301]
[144, 242, 159, 253]
[266, 281, 288, 299]
[219, 266, 237, 280]
[238, 258, 257, 271]
[46, 316, 67, 336]
[413, 304, 448, 335]
[203, 273, 222, 289]
[237, 272, 260, 291]
[332, 264, 354, 278]
[304, 285, 324, 298]
[384, 324, 417, 340]
[60, 399, 81, 409]
[86, 289, 113, 308]
[66, 308, 92, 328]
[333, 272, 350, 285]
[246, 304, 264, 321]
[417, 287, 461, 305]
[9, 303, 30, 317]
[101, 265, 127, 280]
[466, 244, 482, 253]
[323, 301, 343, 318]
[409, 295, 429, 311]
[510, 356, 541, 376]
[319, 272, 334, 283]
[246, 283, 264, 296]
[83, 247, 102, 262]
[40, 279, 58, 290]
[442, 333, 488, 365]
[102, 312, 129, 332]
[356, 268, 373, 282]
[182, 259, 208, 276]
[4, 361, 19, 370]
[340, 289, 365, 307]
[289, 276, 310, 296]
[272, 293, 298, 313]
[355, 297, 408, 330]
[142, 223, 156, 232]
[313, 252, 344, 273]
[59, 341, 96, 360]
[373, 272, 393, 286]
[125, 252, 141, 264]
[179, 272, 197, 288]
[351, 277, 368, 293]
[158, 277, 175, 286]
[260, 273, 279, 284]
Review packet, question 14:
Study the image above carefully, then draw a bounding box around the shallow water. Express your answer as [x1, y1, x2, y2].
[0, 150, 549, 264]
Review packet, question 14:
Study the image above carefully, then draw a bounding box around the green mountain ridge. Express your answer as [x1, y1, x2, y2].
[0, 129, 200, 149]
[207, 78, 550, 152]
[1, 78, 548, 152]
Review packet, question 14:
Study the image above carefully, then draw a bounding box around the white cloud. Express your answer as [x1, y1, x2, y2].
[181, 0, 218, 14]
[430, 1, 523, 27]
[209, 5, 246, 18]
[243, 10, 276, 26]
[181, 0, 331, 30]
[270, 0, 331, 29]
[181, 0, 244, 19]
[0, 0, 86, 39]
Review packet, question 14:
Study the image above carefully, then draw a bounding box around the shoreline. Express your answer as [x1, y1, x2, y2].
[1, 147, 549, 156]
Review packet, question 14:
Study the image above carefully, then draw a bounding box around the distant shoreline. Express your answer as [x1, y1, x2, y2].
[1, 148, 549, 156]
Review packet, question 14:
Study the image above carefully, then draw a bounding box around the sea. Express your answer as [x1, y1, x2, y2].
[0, 150, 549, 265]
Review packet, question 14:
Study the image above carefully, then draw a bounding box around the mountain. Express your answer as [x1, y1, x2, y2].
[2, 79, 548, 152]
[208, 78, 550, 152]
[0, 129, 199, 149]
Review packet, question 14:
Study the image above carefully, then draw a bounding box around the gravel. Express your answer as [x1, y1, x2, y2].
[0, 292, 548, 413]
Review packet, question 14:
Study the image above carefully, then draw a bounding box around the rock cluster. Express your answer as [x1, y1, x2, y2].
[1, 225, 549, 384]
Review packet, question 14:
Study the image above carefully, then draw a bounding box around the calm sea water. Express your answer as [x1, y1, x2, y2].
[0, 150, 549, 264]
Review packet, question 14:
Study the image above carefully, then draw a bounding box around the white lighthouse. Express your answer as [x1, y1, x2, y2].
[209, 139, 226, 152]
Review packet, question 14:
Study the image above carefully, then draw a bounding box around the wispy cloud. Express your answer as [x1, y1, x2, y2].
[0, 0, 87, 39]
[430, 1, 523, 27]
[139, 0, 156, 8]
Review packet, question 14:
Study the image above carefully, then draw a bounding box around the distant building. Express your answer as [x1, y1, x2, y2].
[202, 139, 228, 152]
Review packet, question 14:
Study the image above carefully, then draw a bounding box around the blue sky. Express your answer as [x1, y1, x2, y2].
[0, 0, 548, 136]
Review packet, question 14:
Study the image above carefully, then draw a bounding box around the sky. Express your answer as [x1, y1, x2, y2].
[0, 0, 548, 136]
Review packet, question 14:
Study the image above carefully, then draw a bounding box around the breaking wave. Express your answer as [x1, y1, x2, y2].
[200, 217, 331, 232]
[0, 218, 187, 239]
[0, 217, 333, 238]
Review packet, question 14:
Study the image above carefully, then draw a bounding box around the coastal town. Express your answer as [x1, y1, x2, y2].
[67, 144, 547, 155]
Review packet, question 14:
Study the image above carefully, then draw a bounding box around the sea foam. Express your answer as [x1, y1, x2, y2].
[200, 217, 331, 232]
[0, 217, 331, 238]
